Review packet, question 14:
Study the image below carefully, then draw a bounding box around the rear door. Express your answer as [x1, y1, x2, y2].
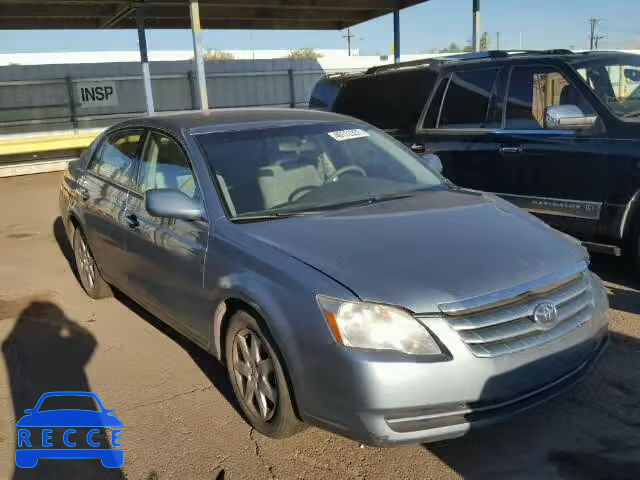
[413, 66, 513, 193]
[122, 130, 211, 345]
[492, 63, 609, 239]
[81, 129, 143, 286]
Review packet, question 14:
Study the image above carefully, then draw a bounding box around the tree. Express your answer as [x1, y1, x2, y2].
[479, 32, 490, 51]
[439, 42, 461, 53]
[288, 48, 322, 59]
[204, 49, 235, 61]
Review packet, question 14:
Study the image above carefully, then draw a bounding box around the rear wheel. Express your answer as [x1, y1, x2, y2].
[73, 227, 112, 299]
[225, 309, 305, 438]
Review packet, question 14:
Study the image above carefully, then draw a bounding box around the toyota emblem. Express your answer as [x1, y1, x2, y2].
[533, 302, 559, 330]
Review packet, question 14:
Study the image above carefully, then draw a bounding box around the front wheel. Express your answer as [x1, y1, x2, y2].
[225, 310, 305, 438]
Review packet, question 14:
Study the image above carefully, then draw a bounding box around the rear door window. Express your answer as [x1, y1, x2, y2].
[437, 68, 499, 128]
[89, 129, 143, 187]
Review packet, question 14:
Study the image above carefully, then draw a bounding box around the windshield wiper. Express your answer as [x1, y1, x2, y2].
[622, 109, 640, 118]
[231, 211, 318, 223]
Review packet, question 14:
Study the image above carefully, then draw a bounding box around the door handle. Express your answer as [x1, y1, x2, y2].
[125, 213, 140, 229]
[499, 145, 523, 155]
[78, 187, 90, 201]
[410, 143, 426, 154]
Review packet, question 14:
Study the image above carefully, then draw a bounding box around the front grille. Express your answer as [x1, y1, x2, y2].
[440, 269, 594, 358]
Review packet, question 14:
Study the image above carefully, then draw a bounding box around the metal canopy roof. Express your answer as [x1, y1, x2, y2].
[0, 0, 428, 30]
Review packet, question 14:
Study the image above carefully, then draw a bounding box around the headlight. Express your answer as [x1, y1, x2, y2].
[316, 295, 441, 355]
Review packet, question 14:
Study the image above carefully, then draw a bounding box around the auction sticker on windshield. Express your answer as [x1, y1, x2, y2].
[327, 129, 369, 141]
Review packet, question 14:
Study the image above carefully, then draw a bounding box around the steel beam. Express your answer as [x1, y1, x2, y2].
[190, 0, 209, 112]
[472, 0, 480, 52]
[393, 9, 400, 63]
[136, 6, 155, 115]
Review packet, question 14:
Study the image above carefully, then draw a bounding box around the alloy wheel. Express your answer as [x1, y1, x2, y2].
[76, 233, 96, 289]
[231, 328, 278, 421]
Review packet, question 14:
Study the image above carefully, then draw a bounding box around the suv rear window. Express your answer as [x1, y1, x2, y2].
[431, 68, 499, 129]
[333, 69, 436, 131]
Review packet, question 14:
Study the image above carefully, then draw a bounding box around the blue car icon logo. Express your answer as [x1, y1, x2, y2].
[15, 391, 123, 468]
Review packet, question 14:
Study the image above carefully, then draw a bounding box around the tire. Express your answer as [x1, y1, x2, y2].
[72, 227, 112, 299]
[224, 309, 305, 438]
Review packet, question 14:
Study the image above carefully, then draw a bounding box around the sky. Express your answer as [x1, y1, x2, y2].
[0, 0, 638, 55]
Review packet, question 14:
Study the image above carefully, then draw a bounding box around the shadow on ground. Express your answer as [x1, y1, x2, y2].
[52, 216, 242, 420]
[2, 302, 125, 479]
[590, 254, 640, 315]
[113, 291, 241, 418]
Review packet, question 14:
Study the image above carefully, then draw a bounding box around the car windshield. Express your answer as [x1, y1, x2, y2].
[574, 55, 640, 120]
[196, 122, 444, 220]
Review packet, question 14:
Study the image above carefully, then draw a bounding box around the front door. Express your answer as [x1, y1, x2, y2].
[492, 64, 610, 240]
[122, 130, 211, 345]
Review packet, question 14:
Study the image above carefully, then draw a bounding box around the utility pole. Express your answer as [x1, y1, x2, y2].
[343, 28, 355, 56]
[472, 0, 480, 52]
[588, 18, 606, 50]
[496, 32, 500, 50]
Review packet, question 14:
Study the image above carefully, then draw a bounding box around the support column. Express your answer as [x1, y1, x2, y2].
[136, 7, 154, 115]
[190, 0, 209, 112]
[393, 9, 400, 64]
[472, 0, 480, 52]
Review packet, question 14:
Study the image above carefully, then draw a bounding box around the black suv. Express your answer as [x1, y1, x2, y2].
[310, 50, 640, 260]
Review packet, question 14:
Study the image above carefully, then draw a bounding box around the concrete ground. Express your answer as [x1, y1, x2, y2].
[1, 172, 639, 480]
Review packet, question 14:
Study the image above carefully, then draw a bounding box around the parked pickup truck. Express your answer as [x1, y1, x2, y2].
[311, 50, 640, 264]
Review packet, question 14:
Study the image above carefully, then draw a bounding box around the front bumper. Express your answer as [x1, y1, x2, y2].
[298, 284, 609, 446]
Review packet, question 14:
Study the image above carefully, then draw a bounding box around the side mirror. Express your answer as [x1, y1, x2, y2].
[145, 188, 204, 221]
[544, 104, 597, 130]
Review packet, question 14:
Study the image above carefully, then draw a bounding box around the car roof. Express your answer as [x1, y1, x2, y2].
[114, 108, 361, 136]
[333, 50, 638, 83]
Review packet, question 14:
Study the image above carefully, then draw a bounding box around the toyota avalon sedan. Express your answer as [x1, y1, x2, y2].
[59, 109, 609, 445]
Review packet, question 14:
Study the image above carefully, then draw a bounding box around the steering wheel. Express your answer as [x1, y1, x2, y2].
[327, 165, 366, 182]
[288, 185, 319, 203]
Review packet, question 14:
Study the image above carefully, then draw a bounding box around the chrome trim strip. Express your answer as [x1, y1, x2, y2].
[469, 307, 593, 358]
[436, 261, 589, 315]
[447, 274, 589, 330]
[582, 241, 622, 256]
[497, 192, 601, 220]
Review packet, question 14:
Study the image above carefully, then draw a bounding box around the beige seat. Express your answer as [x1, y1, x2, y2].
[257, 159, 324, 209]
[215, 174, 236, 216]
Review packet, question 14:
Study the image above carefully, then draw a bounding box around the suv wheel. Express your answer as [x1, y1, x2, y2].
[224, 309, 305, 438]
[73, 227, 112, 299]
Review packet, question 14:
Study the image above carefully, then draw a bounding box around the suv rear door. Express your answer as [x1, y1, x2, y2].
[413, 66, 512, 193]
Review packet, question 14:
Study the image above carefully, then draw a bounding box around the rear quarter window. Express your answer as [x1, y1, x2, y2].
[333, 69, 436, 131]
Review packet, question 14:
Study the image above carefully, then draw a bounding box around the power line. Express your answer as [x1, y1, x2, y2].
[342, 28, 355, 56]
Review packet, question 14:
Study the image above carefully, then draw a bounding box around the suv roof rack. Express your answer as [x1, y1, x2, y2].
[364, 49, 576, 75]
[366, 58, 434, 74]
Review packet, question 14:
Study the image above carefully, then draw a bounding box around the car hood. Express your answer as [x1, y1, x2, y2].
[241, 189, 585, 313]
